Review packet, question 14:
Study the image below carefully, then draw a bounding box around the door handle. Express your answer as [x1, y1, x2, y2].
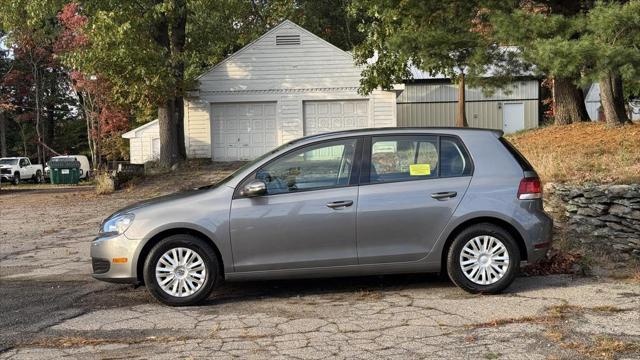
[326, 200, 353, 209]
[431, 191, 457, 200]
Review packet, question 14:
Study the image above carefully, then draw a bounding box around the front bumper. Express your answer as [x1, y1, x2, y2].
[0, 174, 14, 182]
[91, 233, 143, 284]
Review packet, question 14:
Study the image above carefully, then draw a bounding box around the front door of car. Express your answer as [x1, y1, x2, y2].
[229, 137, 362, 272]
[356, 135, 473, 264]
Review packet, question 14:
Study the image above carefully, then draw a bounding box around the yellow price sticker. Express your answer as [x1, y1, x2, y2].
[409, 163, 431, 176]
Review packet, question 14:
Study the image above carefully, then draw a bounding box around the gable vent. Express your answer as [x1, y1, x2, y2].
[276, 34, 301, 46]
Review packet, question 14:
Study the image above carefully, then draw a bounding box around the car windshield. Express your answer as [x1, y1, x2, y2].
[0, 159, 19, 165]
[199, 141, 300, 190]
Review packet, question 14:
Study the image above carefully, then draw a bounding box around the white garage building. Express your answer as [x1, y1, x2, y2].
[183, 20, 397, 161]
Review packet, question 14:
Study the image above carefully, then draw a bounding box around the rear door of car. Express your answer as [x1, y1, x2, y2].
[355, 134, 473, 264]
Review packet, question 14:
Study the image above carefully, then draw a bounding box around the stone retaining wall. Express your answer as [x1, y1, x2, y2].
[548, 184, 640, 259]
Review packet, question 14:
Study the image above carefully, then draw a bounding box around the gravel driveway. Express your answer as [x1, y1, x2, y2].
[1, 171, 639, 359]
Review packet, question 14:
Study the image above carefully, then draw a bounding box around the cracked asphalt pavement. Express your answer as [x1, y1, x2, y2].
[1, 181, 639, 359]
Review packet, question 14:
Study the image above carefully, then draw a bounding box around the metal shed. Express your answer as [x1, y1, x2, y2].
[396, 78, 541, 134]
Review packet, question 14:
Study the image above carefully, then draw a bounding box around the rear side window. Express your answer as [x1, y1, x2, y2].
[370, 136, 438, 183]
[498, 137, 534, 171]
[367, 135, 472, 183]
[440, 137, 473, 177]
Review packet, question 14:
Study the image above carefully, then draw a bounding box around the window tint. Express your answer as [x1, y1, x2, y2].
[255, 139, 357, 195]
[370, 136, 438, 183]
[440, 137, 471, 177]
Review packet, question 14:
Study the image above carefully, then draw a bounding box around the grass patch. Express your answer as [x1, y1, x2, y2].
[24, 335, 190, 349]
[471, 304, 626, 329]
[506, 122, 640, 184]
[471, 304, 637, 359]
[562, 336, 640, 360]
[483, 352, 501, 359]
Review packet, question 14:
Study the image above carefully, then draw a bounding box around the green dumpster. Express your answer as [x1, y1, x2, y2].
[49, 159, 81, 184]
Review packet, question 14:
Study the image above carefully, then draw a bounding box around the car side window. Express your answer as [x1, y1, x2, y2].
[254, 138, 358, 195]
[440, 137, 472, 177]
[19, 159, 27, 167]
[370, 136, 438, 183]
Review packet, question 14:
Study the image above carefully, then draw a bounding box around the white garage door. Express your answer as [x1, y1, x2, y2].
[303, 100, 369, 136]
[211, 102, 278, 161]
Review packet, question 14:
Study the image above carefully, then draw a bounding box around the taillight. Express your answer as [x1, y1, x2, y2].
[518, 177, 542, 200]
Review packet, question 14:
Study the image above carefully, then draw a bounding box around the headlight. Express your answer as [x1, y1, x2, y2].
[101, 213, 134, 236]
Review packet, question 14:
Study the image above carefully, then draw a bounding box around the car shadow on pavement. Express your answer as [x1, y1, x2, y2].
[201, 273, 574, 306]
[203, 273, 451, 305]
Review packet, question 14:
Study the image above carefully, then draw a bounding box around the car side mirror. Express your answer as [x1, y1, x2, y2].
[240, 180, 267, 197]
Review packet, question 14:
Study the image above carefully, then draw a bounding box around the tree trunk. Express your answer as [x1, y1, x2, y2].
[175, 97, 185, 158]
[33, 65, 43, 164]
[552, 76, 589, 125]
[46, 107, 55, 157]
[0, 111, 6, 157]
[152, 0, 183, 167]
[456, 73, 468, 127]
[599, 71, 630, 127]
[16, 121, 27, 156]
[171, 0, 187, 159]
[158, 100, 180, 166]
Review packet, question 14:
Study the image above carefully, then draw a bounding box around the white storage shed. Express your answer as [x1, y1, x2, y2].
[121, 119, 160, 164]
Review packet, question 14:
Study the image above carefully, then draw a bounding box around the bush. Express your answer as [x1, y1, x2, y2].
[95, 172, 116, 195]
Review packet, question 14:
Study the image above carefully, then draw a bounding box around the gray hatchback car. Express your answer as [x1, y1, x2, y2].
[92, 128, 552, 306]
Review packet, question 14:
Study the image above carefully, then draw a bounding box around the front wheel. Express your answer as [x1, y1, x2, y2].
[447, 223, 520, 294]
[12, 172, 20, 185]
[143, 234, 218, 306]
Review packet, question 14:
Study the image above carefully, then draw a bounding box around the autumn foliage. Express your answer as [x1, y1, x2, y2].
[57, 3, 131, 163]
[55, 2, 89, 53]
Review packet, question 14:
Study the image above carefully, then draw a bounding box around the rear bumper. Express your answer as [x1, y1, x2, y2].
[91, 233, 142, 284]
[524, 210, 554, 263]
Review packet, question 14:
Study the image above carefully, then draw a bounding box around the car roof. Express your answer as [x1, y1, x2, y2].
[296, 127, 503, 143]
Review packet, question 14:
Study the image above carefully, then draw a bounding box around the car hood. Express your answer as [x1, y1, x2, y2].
[107, 189, 203, 219]
[0, 165, 15, 169]
[104, 183, 230, 221]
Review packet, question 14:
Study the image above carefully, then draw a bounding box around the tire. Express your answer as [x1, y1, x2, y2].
[33, 170, 43, 184]
[143, 234, 218, 306]
[447, 223, 520, 294]
[12, 172, 20, 185]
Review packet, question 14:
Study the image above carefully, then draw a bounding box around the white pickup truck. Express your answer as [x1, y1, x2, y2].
[0, 157, 44, 185]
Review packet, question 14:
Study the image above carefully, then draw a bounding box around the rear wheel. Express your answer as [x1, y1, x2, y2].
[447, 223, 520, 294]
[143, 234, 218, 306]
[33, 170, 43, 184]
